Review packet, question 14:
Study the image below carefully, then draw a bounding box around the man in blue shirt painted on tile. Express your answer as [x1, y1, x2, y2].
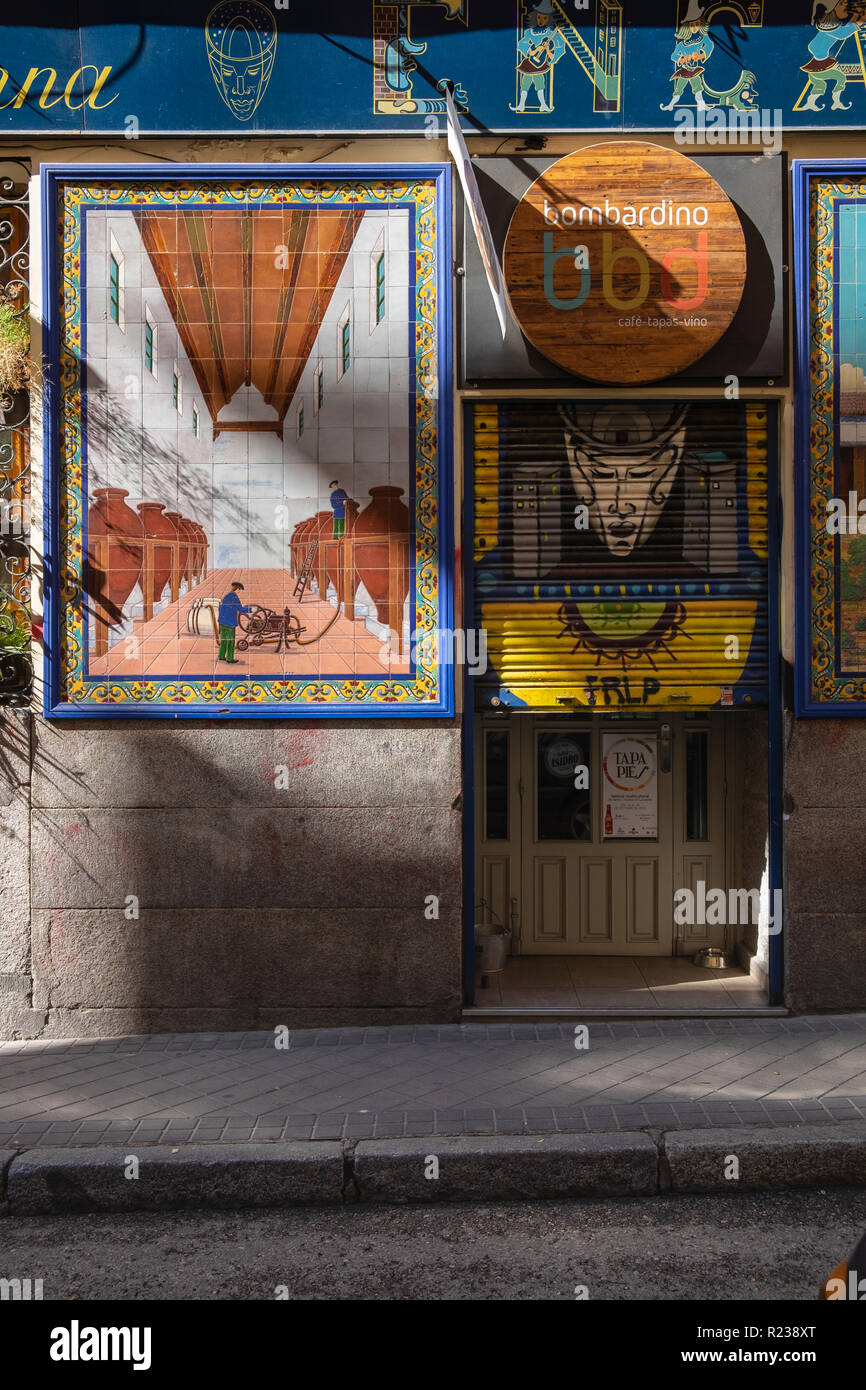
[217, 581, 252, 663]
[801, 1, 866, 111]
[330, 479, 349, 539]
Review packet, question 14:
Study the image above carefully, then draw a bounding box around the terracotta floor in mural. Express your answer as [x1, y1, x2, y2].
[87, 568, 409, 680]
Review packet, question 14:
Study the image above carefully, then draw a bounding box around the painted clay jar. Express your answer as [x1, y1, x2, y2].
[136, 502, 176, 607]
[164, 512, 190, 584]
[312, 509, 335, 595]
[289, 521, 304, 577]
[292, 517, 316, 576]
[326, 498, 359, 591]
[87, 488, 144, 618]
[190, 522, 208, 580]
[352, 486, 410, 625]
[179, 518, 200, 585]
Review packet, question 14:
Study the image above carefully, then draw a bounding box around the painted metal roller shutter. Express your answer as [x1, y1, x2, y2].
[471, 399, 772, 710]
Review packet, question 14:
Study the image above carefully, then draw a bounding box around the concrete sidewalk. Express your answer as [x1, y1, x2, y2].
[2, 1016, 866, 1147]
[1, 1018, 865, 1210]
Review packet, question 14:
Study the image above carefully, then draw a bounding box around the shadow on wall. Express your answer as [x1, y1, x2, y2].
[17, 718, 462, 1038]
[81, 387, 290, 638]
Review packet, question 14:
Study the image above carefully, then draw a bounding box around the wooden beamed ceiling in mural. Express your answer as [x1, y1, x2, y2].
[135, 207, 364, 429]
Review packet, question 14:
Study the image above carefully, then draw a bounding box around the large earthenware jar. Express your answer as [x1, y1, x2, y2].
[87, 487, 144, 616]
[187, 522, 201, 582]
[292, 517, 315, 576]
[289, 521, 303, 577]
[353, 486, 410, 625]
[179, 518, 200, 586]
[312, 509, 335, 595]
[164, 512, 189, 585]
[198, 524, 210, 579]
[137, 502, 176, 608]
[190, 521, 207, 581]
[326, 498, 359, 591]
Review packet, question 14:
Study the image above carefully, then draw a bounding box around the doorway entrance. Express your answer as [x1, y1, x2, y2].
[472, 711, 768, 1009]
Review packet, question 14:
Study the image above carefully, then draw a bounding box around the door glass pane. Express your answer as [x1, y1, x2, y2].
[537, 732, 591, 841]
[484, 729, 509, 840]
[686, 730, 709, 841]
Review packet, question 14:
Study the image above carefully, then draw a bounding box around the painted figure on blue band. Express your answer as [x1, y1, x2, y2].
[512, 0, 567, 114]
[801, 1, 866, 111]
[205, 0, 277, 122]
[217, 581, 253, 662]
[661, 2, 714, 112]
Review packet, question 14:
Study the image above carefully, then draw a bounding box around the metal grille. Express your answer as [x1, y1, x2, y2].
[0, 160, 32, 704]
[472, 399, 771, 711]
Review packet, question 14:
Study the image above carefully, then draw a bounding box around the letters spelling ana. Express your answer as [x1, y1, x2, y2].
[0, 65, 115, 112]
[542, 197, 709, 315]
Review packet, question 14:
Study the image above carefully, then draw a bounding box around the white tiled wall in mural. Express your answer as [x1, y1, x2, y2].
[277, 207, 413, 637]
[85, 204, 414, 647]
[85, 208, 213, 645]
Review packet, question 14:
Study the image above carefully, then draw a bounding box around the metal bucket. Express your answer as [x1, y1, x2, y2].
[475, 923, 510, 974]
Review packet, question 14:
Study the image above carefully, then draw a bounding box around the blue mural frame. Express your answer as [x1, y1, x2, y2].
[793, 157, 866, 718]
[41, 162, 454, 720]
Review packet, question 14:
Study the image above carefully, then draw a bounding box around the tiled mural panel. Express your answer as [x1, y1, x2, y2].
[45, 170, 452, 716]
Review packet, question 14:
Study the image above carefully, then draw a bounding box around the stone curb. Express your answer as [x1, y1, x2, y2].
[352, 1134, 658, 1201]
[1, 1126, 865, 1214]
[0, 1149, 15, 1216]
[3, 1143, 345, 1215]
[665, 1124, 866, 1192]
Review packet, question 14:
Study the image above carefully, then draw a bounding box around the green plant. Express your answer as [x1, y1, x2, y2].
[0, 295, 31, 394]
[0, 611, 30, 650]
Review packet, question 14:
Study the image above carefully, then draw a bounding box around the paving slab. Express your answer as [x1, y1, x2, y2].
[1, 1019, 866, 1147]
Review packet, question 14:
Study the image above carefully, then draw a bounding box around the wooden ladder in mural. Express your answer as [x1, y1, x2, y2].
[293, 537, 319, 600]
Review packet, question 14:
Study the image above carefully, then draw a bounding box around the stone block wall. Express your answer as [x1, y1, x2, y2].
[784, 715, 866, 1012]
[0, 713, 463, 1037]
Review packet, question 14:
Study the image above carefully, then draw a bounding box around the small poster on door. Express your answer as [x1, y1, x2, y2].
[602, 734, 658, 839]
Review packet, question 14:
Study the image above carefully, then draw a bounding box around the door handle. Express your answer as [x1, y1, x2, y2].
[659, 722, 672, 773]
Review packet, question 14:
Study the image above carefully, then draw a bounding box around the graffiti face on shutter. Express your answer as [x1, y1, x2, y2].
[472, 399, 772, 711]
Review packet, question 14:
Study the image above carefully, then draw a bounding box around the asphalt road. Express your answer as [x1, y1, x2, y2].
[3, 1190, 865, 1301]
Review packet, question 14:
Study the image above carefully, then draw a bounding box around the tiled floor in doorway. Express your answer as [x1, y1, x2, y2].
[474, 955, 766, 1010]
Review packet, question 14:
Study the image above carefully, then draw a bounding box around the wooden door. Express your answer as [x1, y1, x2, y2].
[474, 713, 729, 958]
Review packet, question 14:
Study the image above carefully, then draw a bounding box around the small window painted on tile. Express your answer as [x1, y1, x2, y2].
[144, 306, 157, 377]
[108, 233, 125, 330]
[338, 304, 351, 379]
[369, 228, 386, 333]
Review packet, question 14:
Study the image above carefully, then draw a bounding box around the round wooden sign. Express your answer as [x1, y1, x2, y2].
[503, 141, 746, 385]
